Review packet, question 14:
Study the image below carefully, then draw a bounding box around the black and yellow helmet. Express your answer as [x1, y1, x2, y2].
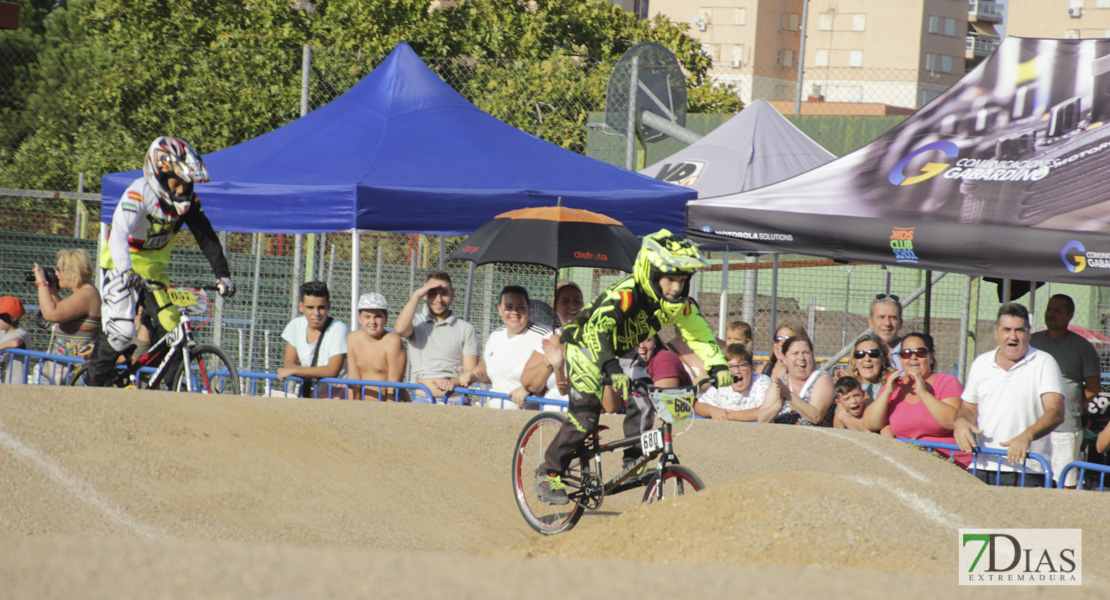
[633, 229, 708, 316]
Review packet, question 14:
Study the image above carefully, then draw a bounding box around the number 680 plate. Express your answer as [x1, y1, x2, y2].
[640, 430, 663, 454]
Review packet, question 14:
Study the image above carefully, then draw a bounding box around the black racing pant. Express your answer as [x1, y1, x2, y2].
[85, 290, 170, 387]
[541, 386, 601, 476]
[540, 386, 654, 476]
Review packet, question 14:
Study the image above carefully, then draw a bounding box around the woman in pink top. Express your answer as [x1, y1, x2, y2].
[861, 332, 971, 468]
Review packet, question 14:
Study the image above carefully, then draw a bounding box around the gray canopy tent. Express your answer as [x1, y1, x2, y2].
[642, 99, 836, 337]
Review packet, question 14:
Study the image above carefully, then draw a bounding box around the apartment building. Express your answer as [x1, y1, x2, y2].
[634, 0, 1001, 109]
[1007, 0, 1110, 38]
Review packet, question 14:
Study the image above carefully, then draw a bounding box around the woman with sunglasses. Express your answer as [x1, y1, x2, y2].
[758, 335, 835, 427]
[761, 322, 807, 381]
[849, 333, 894, 401]
[861, 332, 971, 468]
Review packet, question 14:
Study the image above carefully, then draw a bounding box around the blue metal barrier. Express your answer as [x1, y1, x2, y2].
[0, 348, 84, 385]
[896, 437, 1053, 488]
[1057, 461, 1110, 491]
[443, 386, 569, 411]
[235, 371, 435, 403]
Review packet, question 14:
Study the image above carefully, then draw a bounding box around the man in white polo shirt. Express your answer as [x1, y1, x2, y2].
[955, 302, 1065, 487]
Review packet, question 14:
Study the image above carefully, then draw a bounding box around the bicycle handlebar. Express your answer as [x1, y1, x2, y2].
[599, 376, 710, 397]
[142, 280, 220, 293]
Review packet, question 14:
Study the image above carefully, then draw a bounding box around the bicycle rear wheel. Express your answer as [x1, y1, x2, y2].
[512, 412, 586, 535]
[173, 344, 240, 395]
[641, 464, 704, 504]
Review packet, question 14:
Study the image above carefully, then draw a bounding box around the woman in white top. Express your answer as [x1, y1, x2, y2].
[521, 281, 584, 408]
[460, 285, 552, 409]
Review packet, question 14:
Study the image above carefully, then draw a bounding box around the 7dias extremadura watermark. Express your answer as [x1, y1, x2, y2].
[959, 529, 1082, 586]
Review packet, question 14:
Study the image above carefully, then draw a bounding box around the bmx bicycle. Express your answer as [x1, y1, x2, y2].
[511, 379, 705, 535]
[68, 281, 240, 395]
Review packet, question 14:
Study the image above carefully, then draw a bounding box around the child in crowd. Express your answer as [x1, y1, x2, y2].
[725, 320, 753, 347]
[695, 343, 770, 421]
[832, 375, 885, 433]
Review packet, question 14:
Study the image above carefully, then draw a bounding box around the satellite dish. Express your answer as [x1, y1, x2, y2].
[605, 42, 688, 144]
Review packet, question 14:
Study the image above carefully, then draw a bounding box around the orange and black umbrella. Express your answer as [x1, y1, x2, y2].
[447, 206, 640, 271]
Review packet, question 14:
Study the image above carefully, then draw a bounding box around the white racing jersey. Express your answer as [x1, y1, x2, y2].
[99, 179, 229, 280]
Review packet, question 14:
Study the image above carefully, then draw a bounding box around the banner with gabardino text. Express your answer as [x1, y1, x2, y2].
[687, 37, 1110, 285]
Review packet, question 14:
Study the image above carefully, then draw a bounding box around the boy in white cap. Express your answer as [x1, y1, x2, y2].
[347, 292, 407, 401]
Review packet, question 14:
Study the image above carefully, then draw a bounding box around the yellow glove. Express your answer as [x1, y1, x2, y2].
[609, 373, 632, 401]
[709, 365, 734, 388]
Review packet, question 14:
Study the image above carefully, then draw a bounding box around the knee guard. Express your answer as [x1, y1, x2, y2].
[103, 315, 137, 352]
[566, 345, 603, 396]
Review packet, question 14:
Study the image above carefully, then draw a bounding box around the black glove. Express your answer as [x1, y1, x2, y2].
[120, 269, 143, 292]
[216, 277, 236, 298]
[708, 364, 734, 388]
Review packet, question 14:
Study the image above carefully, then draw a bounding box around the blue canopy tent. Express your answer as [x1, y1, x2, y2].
[100, 42, 694, 237]
[100, 42, 694, 330]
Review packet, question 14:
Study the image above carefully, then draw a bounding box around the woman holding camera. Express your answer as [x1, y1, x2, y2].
[32, 249, 102, 357]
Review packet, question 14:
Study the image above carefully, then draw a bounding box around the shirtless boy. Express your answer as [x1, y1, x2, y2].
[832, 376, 874, 432]
[347, 293, 406, 401]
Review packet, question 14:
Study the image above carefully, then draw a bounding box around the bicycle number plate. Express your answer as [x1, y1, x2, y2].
[640, 430, 663, 454]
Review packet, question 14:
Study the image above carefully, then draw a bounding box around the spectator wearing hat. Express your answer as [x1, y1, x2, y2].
[347, 293, 406, 402]
[0, 296, 34, 383]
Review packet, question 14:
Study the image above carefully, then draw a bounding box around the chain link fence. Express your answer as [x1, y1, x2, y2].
[4, 191, 1108, 387]
[4, 37, 1108, 387]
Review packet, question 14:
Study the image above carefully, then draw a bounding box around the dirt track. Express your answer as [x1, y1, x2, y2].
[1, 385, 1107, 598]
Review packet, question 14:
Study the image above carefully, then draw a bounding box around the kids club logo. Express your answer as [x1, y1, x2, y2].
[888, 141, 959, 186]
[890, 227, 918, 263]
[959, 529, 1081, 586]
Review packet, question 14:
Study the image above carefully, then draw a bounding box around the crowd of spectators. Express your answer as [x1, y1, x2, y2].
[6, 268, 1110, 490]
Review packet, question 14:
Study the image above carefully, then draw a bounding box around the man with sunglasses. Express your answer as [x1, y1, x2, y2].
[868, 294, 905, 368]
[394, 270, 479, 402]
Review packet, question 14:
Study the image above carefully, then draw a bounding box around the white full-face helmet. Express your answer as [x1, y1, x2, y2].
[142, 136, 209, 216]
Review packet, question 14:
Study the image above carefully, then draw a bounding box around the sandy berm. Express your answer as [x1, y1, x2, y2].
[0, 386, 1105, 598]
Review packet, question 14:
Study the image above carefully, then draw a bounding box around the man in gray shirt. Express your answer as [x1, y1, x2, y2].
[394, 270, 479, 402]
[1030, 293, 1101, 488]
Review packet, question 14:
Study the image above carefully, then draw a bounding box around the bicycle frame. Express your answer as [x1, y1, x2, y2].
[126, 313, 200, 390]
[563, 420, 679, 507]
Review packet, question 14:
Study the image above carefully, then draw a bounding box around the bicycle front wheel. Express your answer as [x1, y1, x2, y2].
[67, 363, 130, 388]
[512, 412, 586, 535]
[641, 464, 705, 504]
[173, 344, 240, 395]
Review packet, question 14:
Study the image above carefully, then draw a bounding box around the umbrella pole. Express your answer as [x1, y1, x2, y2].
[464, 261, 476, 322]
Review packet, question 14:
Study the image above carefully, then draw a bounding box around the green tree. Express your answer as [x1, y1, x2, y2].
[0, 0, 739, 191]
